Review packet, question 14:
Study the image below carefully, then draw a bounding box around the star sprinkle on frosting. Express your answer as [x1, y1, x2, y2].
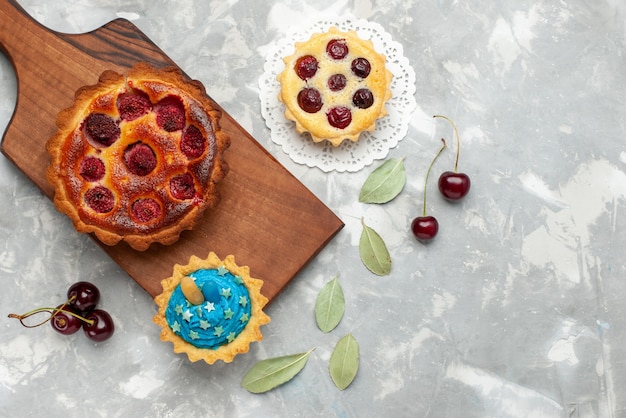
[224, 308, 234, 320]
[182, 309, 193, 322]
[162, 260, 259, 352]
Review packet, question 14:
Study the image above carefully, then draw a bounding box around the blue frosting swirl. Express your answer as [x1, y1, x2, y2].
[165, 267, 252, 349]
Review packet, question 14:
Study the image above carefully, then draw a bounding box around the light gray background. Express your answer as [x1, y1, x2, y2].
[1, 1, 625, 417]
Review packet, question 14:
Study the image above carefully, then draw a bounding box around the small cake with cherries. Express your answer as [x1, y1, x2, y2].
[153, 252, 270, 364]
[46, 63, 229, 251]
[278, 26, 392, 146]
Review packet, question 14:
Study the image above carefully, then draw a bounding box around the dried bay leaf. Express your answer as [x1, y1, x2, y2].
[241, 348, 315, 393]
[359, 158, 406, 204]
[315, 276, 345, 333]
[329, 333, 359, 390]
[359, 218, 391, 276]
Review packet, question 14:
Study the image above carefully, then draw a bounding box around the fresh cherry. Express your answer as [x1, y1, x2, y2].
[83, 309, 115, 342]
[411, 138, 447, 242]
[67, 281, 101, 313]
[433, 115, 471, 201]
[50, 304, 83, 335]
[411, 216, 439, 241]
[438, 171, 471, 200]
[8, 281, 114, 342]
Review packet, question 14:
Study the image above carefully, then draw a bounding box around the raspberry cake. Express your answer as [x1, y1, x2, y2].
[278, 27, 392, 146]
[153, 252, 270, 364]
[46, 63, 230, 251]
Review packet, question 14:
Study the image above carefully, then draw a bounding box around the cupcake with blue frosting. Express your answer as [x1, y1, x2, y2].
[153, 252, 270, 364]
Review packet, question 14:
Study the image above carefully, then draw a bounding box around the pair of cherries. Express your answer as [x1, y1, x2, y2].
[411, 115, 471, 242]
[8, 281, 114, 342]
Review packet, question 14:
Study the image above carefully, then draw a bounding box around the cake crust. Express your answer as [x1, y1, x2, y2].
[46, 63, 230, 250]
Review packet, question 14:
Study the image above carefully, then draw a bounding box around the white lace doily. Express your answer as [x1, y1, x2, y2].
[259, 16, 417, 173]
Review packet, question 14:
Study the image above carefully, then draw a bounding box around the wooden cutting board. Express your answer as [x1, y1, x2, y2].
[0, 0, 343, 301]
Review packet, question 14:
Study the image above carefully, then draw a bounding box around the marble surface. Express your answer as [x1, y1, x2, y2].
[1, 0, 625, 417]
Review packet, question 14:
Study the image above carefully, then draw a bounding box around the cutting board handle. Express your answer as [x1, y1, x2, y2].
[1, 0, 175, 82]
[0, 0, 48, 62]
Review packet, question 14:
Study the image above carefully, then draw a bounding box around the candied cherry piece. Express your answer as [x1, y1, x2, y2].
[83, 309, 114, 342]
[79, 156, 105, 182]
[170, 173, 196, 200]
[326, 39, 348, 60]
[327, 106, 352, 129]
[352, 88, 374, 109]
[180, 125, 206, 159]
[295, 55, 319, 80]
[328, 74, 347, 91]
[84, 113, 120, 147]
[50, 304, 83, 335]
[156, 96, 185, 132]
[131, 198, 162, 223]
[297, 88, 323, 113]
[67, 281, 100, 313]
[84, 186, 114, 213]
[117, 92, 152, 121]
[351, 57, 371, 78]
[124, 142, 156, 176]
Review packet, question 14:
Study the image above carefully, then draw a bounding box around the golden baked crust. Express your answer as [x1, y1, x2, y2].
[46, 63, 229, 250]
[153, 252, 270, 364]
[278, 27, 392, 146]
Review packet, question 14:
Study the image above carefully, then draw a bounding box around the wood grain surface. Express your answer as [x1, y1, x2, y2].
[0, 0, 343, 301]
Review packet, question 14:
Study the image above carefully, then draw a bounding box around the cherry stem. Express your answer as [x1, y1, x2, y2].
[422, 138, 447, 217]
[7, 296, 94, 328]
[433, 115, 461, 173]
